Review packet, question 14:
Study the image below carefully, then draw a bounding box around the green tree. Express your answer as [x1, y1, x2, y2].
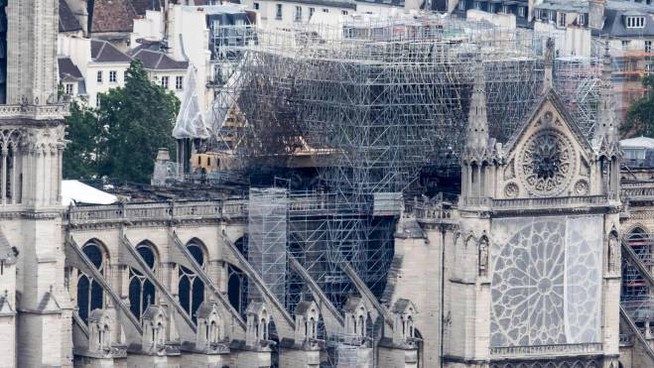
[63, 101, 103, 179]
[622, 74, 654, 138]
[63, 60, 179, 183]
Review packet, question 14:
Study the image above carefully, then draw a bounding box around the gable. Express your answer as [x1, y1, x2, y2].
[501, 90, 593, 199]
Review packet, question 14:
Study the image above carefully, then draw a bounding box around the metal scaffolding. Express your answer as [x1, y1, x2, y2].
[193, 14, 620, 363]
[286, 191, 395, 310]
[233, 15, 549, 191]
[248, 188, 289, 304]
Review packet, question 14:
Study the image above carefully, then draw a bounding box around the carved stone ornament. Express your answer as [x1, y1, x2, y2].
[574, 179, 589, 195]
[519, 129, 575, 196]
[504, 182, 519, 198]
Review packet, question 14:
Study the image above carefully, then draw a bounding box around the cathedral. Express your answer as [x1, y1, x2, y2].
[1, 1, 652, 367]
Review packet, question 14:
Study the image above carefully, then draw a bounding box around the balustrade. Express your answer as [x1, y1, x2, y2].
[66, 199, 248, 225]
[404, 201, 453, 220]
[490, 343, 603, 357]
[623, 186, 654, 199]
[0, 104, 68, 119]
[492, 195, 608, 210]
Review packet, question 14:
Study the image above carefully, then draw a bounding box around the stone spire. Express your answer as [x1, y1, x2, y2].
[594, 41, 620, 154]
[543, 37, 555, 93]
[7, 0, 61, 105]
[464, 50, 489, 157]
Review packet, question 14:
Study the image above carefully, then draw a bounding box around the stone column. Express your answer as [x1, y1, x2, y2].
[1, 146, 7, 205]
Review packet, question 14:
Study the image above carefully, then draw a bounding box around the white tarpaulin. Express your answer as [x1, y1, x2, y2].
[172, 65, 211, 139]
[490, 215, 602, 347]
[61, 180, 118, 206]
[207, 57, 246, 136]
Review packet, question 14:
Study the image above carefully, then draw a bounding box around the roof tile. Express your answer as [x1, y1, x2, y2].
[91, 0, 137, 34]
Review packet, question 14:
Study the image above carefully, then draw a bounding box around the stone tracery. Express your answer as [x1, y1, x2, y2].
[490, 217, 602, 348]
[519, 129, 575, 196]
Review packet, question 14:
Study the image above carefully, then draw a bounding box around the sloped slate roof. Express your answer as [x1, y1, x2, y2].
[58, 57, 83, 80]
[344, 296, 364, 313]
[59, 0, 82, 33]
[356, 0, 404, 8]
[91, 39, 132, 63]
[131, 49, 188, 70]
[601, 8, 654, 38]
[294, 300, 316, 316]
[130, 0, 163, 15]
[391, 298, 413, 313]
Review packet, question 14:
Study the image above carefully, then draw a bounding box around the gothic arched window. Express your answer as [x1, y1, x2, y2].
[129, 243, 157, 319]
[179, 241, 205, 323]
[228, 263, 248, 318]
[77, 241, 105, 324]
[623, 228, 651, 301]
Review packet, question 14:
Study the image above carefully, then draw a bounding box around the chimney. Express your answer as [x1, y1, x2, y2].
[588, 0, 606, 31]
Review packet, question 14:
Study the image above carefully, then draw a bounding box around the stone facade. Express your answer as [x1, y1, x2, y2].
[0, 1, 650, 367]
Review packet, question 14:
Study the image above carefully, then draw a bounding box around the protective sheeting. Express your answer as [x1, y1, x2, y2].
[62, 180, 118, 206]
[172, 66, 211, 139]
[207, 57, 246, 137]
[490, 215, 602, 347]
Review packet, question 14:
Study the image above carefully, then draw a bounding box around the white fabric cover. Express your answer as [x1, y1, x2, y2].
[173, 66, 211, 139]
[490, 215, 602, 347]
[207, 58, 246, 136]
[61, 180, 118, 206]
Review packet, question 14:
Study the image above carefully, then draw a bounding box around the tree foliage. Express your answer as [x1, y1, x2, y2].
[62, 101, 102, 180]
[622, 74, 654, 138]
[63, 60, 179, 183]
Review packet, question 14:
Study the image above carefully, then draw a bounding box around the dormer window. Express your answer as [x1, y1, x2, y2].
[537, 9, 548, 21]
[626, 16, 646, 29]
[578, 13, 587, 26]
[518, 7, 526, 18]
[558, 12, 567, 27]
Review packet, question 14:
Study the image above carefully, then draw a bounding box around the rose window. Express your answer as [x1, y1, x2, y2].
[490, 217, 602, 348]
[519, 129, 575, 196]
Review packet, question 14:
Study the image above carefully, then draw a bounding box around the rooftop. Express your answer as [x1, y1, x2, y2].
[58, 57, 83, 81]
[91, 39, 132, 63]
[131, 49, 189, 70]
[180, 3, 255, 15]
[535, 0, 654, 13]
[90, 0, 137, 34]
[130, 0, 163, 15]
[59, 0, 82, 33]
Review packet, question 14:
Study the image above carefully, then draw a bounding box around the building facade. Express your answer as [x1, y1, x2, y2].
[5, 0, 654, 367]
[0, 0, 70, 367]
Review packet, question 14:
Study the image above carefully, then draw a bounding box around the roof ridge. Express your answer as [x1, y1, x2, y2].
[98, 40, 107, 59]
[155, 52, 164, 69]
